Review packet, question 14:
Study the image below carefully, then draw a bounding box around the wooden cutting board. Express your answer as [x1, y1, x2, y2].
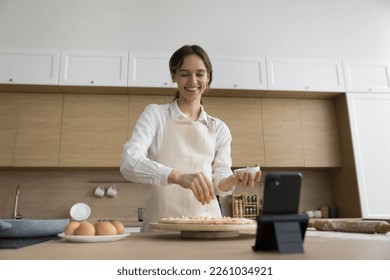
[149, 222, 257, 238]
[313, 219, 390, 234]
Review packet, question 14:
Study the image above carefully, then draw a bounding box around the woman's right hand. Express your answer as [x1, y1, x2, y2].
[168, 170, 215, 205]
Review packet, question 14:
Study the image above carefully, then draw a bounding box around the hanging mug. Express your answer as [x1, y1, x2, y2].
[94, 185, 105, 198]
[106, 185, 117, 198]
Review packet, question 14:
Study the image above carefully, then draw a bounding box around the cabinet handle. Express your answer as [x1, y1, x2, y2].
[90, 80, 95, 84]
[305, 86, 309, 90]
[233, 84, 238, 88]
[9, 78, 13, 82]
[369, 88, 373, 91]
[163, 82, 168, 86]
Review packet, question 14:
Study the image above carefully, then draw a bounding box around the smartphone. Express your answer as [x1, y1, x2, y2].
[262, 172, 302, 215]
[253, 172, 308, 253]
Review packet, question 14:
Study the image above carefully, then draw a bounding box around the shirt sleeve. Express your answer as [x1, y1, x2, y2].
[212, 119, 235, 196]
[120, 104, 173, 187]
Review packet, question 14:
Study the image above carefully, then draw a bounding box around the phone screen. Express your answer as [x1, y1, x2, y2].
[262, 172, 302, 215]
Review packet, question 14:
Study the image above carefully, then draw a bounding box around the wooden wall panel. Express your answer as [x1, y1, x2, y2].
[0, 93, 18, 166]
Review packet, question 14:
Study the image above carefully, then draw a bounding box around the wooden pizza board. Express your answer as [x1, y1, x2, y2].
[149, 222, 257, 239]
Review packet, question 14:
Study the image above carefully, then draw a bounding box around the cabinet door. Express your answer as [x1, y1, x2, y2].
[0, 93, 19, 166]
[262, 98, 304, 166]
[59, 50, 128, 86]
[0, 48, 60, 85]
[13, 94, 63, 166]
[210, 56, 267, 90]
[267, 57, 345, 92]
[343, 60, 390, 93]
[59, 94, 128, 167]
[347, 93, 390, 219]
[128, 53, 174, 88]
[299, 99, 342, 167]
[203, 97, 265, 167]
[128, 95, 167, 138]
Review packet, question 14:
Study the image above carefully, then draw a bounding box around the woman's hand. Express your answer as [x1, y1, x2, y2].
[218, 170, 262, 192]
[168, 170, 215, 205]
[234, 170, 262, 188]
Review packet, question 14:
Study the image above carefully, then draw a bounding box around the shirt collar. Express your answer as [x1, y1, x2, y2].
[170, 100, 212, 127]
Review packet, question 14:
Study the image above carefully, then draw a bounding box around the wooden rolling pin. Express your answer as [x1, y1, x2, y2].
[313, 219, 390, 234]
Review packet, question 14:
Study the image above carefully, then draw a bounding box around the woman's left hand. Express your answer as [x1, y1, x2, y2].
[234, 170, 262, 188]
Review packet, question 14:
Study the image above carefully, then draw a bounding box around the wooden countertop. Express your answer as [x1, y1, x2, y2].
[1, 229, 390, 260]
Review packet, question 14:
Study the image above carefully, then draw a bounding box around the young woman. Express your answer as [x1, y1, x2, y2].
[120, 45, 261, 231]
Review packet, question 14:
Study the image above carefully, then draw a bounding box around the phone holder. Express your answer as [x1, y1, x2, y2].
[252, 213, 309, 254]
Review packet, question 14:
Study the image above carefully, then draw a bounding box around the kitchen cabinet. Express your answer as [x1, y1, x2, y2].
[204, 97, 340, 168]
[13, 94, 63, 167]
[346, 93, 390, 219]
[0, 48, 60, 85]
[262, 98, 305, 166]
[59, 50, 128, 87]
[299, 99, 342, 167]
[0, 93, 63, 167]
[128, 95, 167, 138]
[0, 93, 343, 169]
[0, 93, 18, 166]
[203, 97, 265, 167]
[266, 57, 345, 92]
[128, 53, 267, 91]
[59, 94, 128, 167]
[210, 55, 267, 90]
[343, 60, 390, 93]
[128, 52, 174, 88]
[262, 98, 341, 167]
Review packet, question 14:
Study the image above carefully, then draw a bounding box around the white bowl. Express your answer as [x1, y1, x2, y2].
[234, 166, 260, 179]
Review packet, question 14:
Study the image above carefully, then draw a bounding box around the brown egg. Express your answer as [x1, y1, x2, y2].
[95, 221, 117, 235]
[64, 221, 80, 235]
[111, 221, 125, 235]
[74, 221, 96, 236]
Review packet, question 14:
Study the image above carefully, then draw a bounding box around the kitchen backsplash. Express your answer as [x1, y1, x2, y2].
[0, 168, 151, 221]
[0, 168, 334, 221]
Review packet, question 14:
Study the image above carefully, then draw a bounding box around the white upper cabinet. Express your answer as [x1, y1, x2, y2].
[59, 50, 128, 86]
[128, 52, 174, 88]
[0, 48, 60, 85]
[266, 57, 345, 92]
[128, 53, 267, 90]
[210, 56, 267, 90]
[343, 60, 390, 93]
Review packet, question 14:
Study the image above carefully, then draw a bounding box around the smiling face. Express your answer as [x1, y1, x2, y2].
[172, 54, 210, 104]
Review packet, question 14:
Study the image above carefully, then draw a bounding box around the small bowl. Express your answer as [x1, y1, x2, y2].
[234, 166, 260, 179]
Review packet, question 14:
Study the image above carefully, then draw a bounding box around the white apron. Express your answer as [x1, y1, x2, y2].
[141, 118, 222, 231]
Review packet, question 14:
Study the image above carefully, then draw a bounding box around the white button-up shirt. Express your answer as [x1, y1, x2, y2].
[120, 100, 234, 196]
